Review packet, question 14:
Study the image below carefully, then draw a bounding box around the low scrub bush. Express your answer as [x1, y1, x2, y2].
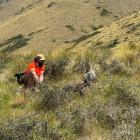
[45, 58, 68, 79]
[106, 60, 127, 74]
[44, 48, 69, 79]
[90, 24, 103, 31]
[71, 31, 100, 46]
[65, 25, 76, 32]
[38, 85, 78, 111]
[0, 115, 63, 140]
[100, 8, 111, 16]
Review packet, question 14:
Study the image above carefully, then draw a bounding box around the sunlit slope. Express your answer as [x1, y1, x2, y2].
[0, 8, 140, 140]
[0, 0, 45, 22]
[0, 0, 139, 53]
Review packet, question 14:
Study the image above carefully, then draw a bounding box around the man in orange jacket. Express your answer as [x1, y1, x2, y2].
[15, 54, 46, 89]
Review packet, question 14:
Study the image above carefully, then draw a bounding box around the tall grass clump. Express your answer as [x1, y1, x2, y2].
[45, 48, 69, 79]
[109, 42, 140, 65]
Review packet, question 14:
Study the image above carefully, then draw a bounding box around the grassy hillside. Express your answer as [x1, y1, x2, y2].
[0, 8, 140, 139]
[0, 0, 45, 22]
[0, 0, 140, 139]
[0, 0, 140, 52]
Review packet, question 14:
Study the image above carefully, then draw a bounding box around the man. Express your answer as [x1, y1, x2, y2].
[15, 54, 46, 89]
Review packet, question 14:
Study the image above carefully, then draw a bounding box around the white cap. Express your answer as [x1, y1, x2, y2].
[37, 54, 45, 60]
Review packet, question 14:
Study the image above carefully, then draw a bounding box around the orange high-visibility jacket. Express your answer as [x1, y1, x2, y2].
[25, 61, 45, 77]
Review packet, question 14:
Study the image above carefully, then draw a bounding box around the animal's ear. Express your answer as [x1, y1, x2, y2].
[15, 74, 19, 77]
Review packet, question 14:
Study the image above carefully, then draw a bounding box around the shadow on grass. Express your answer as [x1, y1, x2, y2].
[0, 34, 30, 54]
[71, 31, 100, 46]
[11, 102, 26, 109]
[0, 34, 30, 72]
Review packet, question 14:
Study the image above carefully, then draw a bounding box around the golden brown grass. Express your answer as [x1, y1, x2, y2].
[107, 42, 140, 65]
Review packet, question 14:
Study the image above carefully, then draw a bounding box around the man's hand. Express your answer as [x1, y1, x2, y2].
[31, 69, 39, 82]
[39, 73, 44, 83]
[31, 69, 44, 85]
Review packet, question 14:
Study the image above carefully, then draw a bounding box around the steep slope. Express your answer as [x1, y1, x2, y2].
[0, 10, 140, 140]
[0, 0, 45, 22]
[0, 0, 140, 53]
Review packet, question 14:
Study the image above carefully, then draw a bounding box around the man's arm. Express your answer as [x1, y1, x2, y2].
[39, 71, 44, 83]
[30, 68, 40, 83]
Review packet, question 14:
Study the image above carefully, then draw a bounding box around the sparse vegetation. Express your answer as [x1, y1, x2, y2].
[0, 2, 140, 140]
[28, 29, 44, 37]
[47, 2, 56, 8]
[15, 0, 42, 15]
[96, 5, 102, 10]
[0, 34, 30, 54]
[0, 34, 30, 73]
[105, 39, 119, 48]
[0, 39, 140, 139]
[65, 25, 76, 32]
[100, 8, 111, 16]
[90, 24, 103, 31]
[71, 31, 100, 46]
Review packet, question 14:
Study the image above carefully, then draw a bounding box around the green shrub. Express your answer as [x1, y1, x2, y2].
[100, 8, 111, 16]
[71, 31, 100, 46]
[45, 58, 68, 79]
[65, 25, 76, 32]
[105, 39, 119, 48]
[38, 84, 78, 111]
[1, 34, 30, 54]
[0, 116, 48, 139]
[106, 60, 127, 74]
[90, 24, 103, 31]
